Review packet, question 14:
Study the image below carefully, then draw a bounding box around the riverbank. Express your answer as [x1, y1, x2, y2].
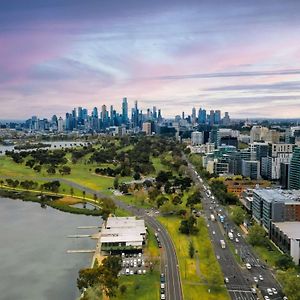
[0, 187, 103, 216]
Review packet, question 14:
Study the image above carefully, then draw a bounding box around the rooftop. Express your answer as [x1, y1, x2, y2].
[254, 189, 300, 203]
[272, 222, 300, 240]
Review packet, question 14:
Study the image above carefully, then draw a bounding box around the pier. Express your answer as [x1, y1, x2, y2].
[67, 249, 95, 253]
[77, 226, 100, 229]
[67, 234, 91, 238]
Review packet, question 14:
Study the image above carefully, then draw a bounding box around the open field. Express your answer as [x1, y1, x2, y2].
[114, 270, 160, 300]
[159, 216, 230, 300]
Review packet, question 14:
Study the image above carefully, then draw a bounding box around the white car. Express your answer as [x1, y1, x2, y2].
[264, 296, 270, 300]
[161, 294, 165, 300]
[125, 268, 130, 275]
[212, 231, 216, 235]
[267, 288, 273, 296]
[272, 288, 278, 295]
[253, 276, 258, 283]
[246, 263, 252, 270]
[143, 269, 146, 274]
[129, 270, 134, 275]
[235, 238, 239, 243]
[224, 277, 229, 283]
[259, 274, 264, 281]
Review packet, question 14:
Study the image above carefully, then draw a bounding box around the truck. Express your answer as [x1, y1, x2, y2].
[220, 240, 226, 249]
[228, 232, 234, 240]
[210, 214, 215, 221]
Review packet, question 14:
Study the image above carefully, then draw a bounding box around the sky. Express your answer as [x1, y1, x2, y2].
[1, 0, 300, 119]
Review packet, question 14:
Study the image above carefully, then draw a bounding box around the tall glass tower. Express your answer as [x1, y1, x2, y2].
[122, 97, 128, 123]
[289, 147, 300, 189]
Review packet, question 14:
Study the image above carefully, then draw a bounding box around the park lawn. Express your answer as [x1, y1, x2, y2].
[158, 216, 230, 300]
[113, 270, 160, 300]
[151, 156, 168, 174]
[114, 193, 153, 209]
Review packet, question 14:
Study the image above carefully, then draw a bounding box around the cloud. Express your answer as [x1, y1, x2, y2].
[145, 69, 300, 81]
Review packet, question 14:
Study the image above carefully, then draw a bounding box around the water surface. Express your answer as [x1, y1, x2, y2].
[0, 197, 101, 300]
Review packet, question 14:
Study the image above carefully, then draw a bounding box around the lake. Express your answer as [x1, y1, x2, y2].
[0, 141, 89, 156]
[0, 197, 101, 300]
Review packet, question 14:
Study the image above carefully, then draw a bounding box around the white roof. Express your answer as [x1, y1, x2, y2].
[106, 217, 145, 229]
[273, 222, 300, 240]
[101, 216, 146, 244]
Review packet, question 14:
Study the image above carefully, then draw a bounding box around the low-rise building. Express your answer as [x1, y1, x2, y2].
[270, 222, 300, 265]
[100, 217, 147, 252]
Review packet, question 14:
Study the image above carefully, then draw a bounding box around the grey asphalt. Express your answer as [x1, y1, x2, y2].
[184, 154, 284, 300]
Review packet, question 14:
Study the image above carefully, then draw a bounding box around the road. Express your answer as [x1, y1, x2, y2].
[184, 154, 284, 300]
[48, 177, 183, 300]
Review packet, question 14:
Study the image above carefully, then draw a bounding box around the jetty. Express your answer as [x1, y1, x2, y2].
[67, 249, 95, 253]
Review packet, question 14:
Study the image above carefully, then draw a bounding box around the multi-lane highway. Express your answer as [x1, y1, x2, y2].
[185, 155, 285, 300]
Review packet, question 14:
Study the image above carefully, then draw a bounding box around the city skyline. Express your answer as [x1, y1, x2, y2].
[1, 0, 300, 119]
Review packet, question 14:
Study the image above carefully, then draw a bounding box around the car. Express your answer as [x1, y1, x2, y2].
[138, 269, 142, 275]
[283, 296, 288, 300]
[160, 283, 165, 292]
[264, 296, 270, 300]
[253, 277, 258, 283]
[272, 288, 278, 295]
[138, 253, 142, 258]
[212, 231, 216, 235]
[267, 288, 273, 295]
[143, 270, 146, 274]
[246, 263, 252, 270]
[259, 274, 263, 281]
[237, 233, 241, 237]
[160, 273, 165, 283]
[161, 294, 166, 300]
[251, 287, 257, 294]
[224, 277, 229, 283]
[129, 270, 134, 275]
[125, 268, 130, 275]
[235, 238, 239, 243]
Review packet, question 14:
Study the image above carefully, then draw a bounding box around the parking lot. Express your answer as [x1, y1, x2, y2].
[119, 252, 148, 276]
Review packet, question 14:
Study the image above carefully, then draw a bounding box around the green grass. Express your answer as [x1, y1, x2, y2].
[113, 270, 160, 300]
[158, 216, 230, 300]
[253, 241, 282, 268]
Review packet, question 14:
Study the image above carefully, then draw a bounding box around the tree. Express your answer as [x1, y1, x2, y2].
[77, 256, 121, 297]
[119, 285, 127, 295]
[33, 165, 42, 172]
[231, 206, 245, 225]
[25, 159, 35, 168]
[188, 240, 195, 258]
[113, 176, 119, 189]
[179, 216, 199, 235]
[133, 172, 141, 180]
[247, 224, 266, 246]
[156, 196, 168, 208]
[172, 195, 182, 205]
[82, 190, 86, 200]
[70, 187, 74, 197]
[47, 166, 56, 175]
[275, 254, 294, 270]
[277, 269, 300, 300]
[186, 190, 202, 207]
[59, 165, 71, 175]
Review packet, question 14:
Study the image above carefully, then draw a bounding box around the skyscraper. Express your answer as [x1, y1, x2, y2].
[289, 147, 300, 189]
[122, 97, 128, 123]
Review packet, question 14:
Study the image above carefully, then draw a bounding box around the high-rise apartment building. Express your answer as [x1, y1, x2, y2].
[289, 147, 300, 189]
